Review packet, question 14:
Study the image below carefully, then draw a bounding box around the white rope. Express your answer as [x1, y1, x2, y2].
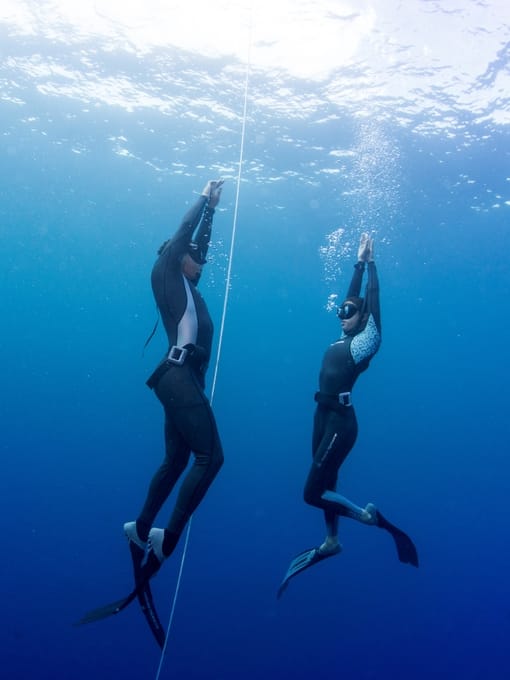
[154, 28, 252, 680]
[210, 31, 251, 403]
[154, 521, 191, 680]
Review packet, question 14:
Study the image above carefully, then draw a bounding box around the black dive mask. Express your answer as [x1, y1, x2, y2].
[337, 302, 359, 320]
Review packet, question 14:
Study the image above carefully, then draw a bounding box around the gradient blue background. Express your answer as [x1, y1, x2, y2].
[1, 14, 510, 680]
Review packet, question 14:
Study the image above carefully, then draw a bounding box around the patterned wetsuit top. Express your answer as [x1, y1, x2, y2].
[318, 261, 381, 396]
[151, 195, 215, 378]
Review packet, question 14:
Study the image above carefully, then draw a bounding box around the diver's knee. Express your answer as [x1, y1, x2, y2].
[214, 450, 224, 473]
[303, 485, 318, 507]
[205, 447, 224, 476]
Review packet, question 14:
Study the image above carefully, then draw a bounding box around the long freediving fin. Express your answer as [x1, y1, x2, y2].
[75, 543, 165, 645]
[129, 542, 166, 648]
[277, 547, 338, 599]
[321, 490, 419, 568]
[375, 510, 419, 567]
[136, 581, 165, 648]
[75, 588, 138, 625]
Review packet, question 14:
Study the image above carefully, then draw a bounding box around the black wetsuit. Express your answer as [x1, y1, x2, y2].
[137, 195, 224, 555]
[304, 261, 381, 526]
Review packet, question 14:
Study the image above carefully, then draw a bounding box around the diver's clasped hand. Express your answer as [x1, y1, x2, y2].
[201, 179, 224, 208]
[358, 232, 375, 263]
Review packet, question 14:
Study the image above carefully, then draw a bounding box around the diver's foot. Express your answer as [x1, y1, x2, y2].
[124, 521, 148, 582]
[318, 539, 343, 556]
[137, 528, 167, 582]
[148, 528, 167, 565]
[360, 503, 379, 525]
[124, 521, 147, 550]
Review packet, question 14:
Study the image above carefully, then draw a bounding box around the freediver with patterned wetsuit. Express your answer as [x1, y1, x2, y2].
[278, 233, 418, 598]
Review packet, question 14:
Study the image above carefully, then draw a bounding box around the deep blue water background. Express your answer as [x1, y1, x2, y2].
[1, 27, 510, 680]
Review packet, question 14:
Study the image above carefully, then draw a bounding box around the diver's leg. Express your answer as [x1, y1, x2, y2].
[305, 407, 378, 525]
[165, 399, 224, 543]
[124, 415, 190, 582]
[304, 408, 357, 514]
[319, 512, 342, 556]
[136, 417, 191, 541]
[148, 377, 223, 566]
[320, 490, 378, 524]
[304, 407, 357, 550]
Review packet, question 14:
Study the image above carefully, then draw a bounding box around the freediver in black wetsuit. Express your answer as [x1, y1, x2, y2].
[76, 181, 225, 644]
[278, 233, 418, 598]
[124, 179, 225, 579]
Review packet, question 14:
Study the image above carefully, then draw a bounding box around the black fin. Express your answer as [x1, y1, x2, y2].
[136, 582, 166, 648]
[129, 542, 166, 648]
[376, 511, 419, 567]
[277, 548, 336, 599]
[74, 543, 163, 636]
[75, 590, 137, 626]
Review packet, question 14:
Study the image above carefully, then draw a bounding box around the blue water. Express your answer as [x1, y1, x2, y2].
[1, 3, 510, 679]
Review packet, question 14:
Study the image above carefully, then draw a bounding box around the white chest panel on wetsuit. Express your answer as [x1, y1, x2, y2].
[175, 274, 198, 348]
